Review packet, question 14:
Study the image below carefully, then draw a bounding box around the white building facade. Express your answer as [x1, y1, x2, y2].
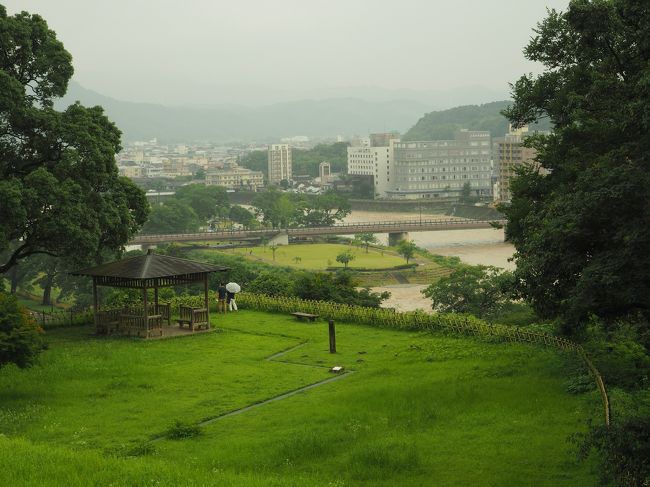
[267, 144, 292, 185]
[347, 133, 400, 198]
[387, 130, 492, 200]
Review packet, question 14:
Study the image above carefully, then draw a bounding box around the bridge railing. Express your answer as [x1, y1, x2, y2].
[132, 218, 507, 242]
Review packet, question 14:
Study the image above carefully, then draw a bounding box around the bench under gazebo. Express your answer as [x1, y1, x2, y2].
[72, 250, 228, 338]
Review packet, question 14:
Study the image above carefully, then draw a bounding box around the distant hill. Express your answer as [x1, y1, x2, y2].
[55, 81, 430, 143]
[402, 101, 552, 140]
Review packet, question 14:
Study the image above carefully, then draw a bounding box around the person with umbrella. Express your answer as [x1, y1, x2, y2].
[226, 282, 241, 311]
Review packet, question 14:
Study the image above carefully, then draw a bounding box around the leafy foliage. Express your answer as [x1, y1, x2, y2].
[0, 8, 148, 273]
[292, 142, 349, 176]
[575, 416, 650, 487]
[422, 265, 515, 320]
[174, 184, 229, 220]
[335, 250, 355, 269]
[404, 101, 551, 141]
[354, 233, 378, 253]
[293, 271, 388, 308]
[396, 240, 417, 264]
[141, 200, 200, 234]
[252, 189, 350, 228]
[500, 0, 650, 327]
[0, 292, 44, 368]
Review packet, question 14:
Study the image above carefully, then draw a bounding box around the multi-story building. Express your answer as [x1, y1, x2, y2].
[205, 163, 264, 191]
[318, 161, 331, 183]
[387, 130, 492, 200]
[494, 125, 537, 203]
[267, 144, 292, 185]
[347, 133, 400, 198]
[118, 165, 144, 178]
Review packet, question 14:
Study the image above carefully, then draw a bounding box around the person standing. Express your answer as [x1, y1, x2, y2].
[227, 290, 238, 311]
[217, 282, 228, 313]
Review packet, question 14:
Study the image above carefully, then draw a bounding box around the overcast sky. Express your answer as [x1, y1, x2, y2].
[4, 0, 570, 106]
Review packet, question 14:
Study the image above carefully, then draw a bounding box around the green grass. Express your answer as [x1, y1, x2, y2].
[0, 311, 600, 486]
[228, 243, 406, 270]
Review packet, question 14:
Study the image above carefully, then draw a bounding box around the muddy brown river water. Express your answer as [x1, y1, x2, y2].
[342, 210, 516, 312]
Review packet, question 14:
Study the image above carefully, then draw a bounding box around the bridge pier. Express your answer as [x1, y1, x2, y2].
[140, 243, 157, 253]
[388, 232, 409, 246]
[268, 231, 289, 246]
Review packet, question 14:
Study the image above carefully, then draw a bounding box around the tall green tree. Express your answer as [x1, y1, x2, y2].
[141, 200, 200, 234]
[355, 233, 378, 253]
[396, 240, 417, 264]
[335, 250, 355, 269]
[422, 265, 514, 320]
[0, 7, 149, 274]
[501, 0, 650, 326]
[175, 184, 229, 221]
[298, 192, 351, 227]
[0, 293, 44, 369]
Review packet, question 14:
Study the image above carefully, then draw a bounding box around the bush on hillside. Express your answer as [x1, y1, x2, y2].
[0, 293, 45, 369]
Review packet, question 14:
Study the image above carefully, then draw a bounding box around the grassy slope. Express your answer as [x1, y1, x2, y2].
[228, 243, 405, 270]
[0, 312, 599, 486]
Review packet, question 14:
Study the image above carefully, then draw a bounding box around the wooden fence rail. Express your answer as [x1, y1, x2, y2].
[237, 292, 611, 426]
[29, 308, 94, 329]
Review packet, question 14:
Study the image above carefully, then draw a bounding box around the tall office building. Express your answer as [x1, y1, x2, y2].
[347, 133, 400, 198]
[387, 130, 492, 200]
[267, 144, 292, 185]
[494, 125, 537, 203]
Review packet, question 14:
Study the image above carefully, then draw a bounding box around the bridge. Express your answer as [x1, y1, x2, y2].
[131, 218, 506, 247]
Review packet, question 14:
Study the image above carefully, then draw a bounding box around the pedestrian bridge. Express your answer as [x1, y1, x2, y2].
[130, 218, 506, 246]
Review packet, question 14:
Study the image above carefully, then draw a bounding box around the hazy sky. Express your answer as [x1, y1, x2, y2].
[4, 0, 570, 106]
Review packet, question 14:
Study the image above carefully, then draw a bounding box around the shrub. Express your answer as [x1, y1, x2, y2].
[575, 416, 650, 487]
[0, 293, 45, 369]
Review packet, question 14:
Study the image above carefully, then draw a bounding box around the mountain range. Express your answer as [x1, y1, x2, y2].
[56, 81, 514, 143]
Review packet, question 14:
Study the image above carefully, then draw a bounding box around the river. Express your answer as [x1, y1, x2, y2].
[342, 210, 516, 312]
[342, 210, 515, 269]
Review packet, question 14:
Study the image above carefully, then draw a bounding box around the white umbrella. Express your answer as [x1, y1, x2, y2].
[226, 282, 241, 293]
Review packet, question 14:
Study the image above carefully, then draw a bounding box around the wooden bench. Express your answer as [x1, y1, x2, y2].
[177, 306, 209, 331]
[291, 312, 319, 322]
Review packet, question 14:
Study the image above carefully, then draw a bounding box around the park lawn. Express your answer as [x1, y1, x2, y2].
[0, 311, 600, 486]
[229, 243, 407, 270]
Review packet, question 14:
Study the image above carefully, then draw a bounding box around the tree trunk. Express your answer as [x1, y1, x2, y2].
[10, 265, 19, 294]
[42, 274, 54, 306]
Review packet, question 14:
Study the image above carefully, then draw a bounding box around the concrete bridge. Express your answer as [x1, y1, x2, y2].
[131, 218, 506, 247]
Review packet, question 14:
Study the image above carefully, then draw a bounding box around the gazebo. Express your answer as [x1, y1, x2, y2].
[72, 250, 228, 338]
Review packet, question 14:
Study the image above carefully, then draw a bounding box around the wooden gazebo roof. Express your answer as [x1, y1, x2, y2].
[72, 251, 228, 288]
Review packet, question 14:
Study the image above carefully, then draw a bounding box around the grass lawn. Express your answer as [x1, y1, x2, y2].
[227, 243, 406, 270]
[0, 311, 599, 486]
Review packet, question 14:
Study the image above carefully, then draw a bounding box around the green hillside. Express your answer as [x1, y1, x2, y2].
[403, 101, 553, 141]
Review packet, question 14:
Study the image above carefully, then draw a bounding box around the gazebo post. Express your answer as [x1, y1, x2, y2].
[143, 285, 149, 338]
[92, 278, 99, 333]
[154, 279, 159, 313]
[203, 274, 210, 328]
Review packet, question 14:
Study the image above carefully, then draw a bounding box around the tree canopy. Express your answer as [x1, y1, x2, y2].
[0, 7, 148, 274]
[500, 0, 650, 326]
[252, 189, 350, 228]
[422, 265, 514, 320]
[141, 200, 200, 234]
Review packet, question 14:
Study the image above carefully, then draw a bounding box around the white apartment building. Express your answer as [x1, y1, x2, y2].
[267, 144, 292, 185]
[494, 125, 538, 203]
[388, 130, 492, 200]
[347, 133, 400, 198]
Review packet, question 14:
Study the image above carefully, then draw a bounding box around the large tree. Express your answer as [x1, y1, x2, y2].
[501, 0, 650, 326]
[422, 265, 514, 320]
[0, 7, 148, 274]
